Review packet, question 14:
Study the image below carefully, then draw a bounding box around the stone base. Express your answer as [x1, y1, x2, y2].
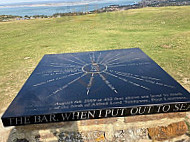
[4, 112, 190, 142]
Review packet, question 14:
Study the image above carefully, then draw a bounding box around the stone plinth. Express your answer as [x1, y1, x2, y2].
[5, 112, 190, 142]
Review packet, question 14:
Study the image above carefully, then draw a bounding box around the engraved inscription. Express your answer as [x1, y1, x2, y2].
[32, 50, 176, 97]
[25, 92, 187, 113]
[7, 103, 190, 126]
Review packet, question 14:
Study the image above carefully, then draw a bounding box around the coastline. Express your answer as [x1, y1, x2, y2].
[0, 0, 190, 22]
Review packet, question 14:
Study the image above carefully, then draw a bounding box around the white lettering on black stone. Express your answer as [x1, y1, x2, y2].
[72, 112, 80, 120]
[88, 110, 95, 118]
[121, 108, 125, 116]
[147, 106, 152, 113]
[50, 114, 58, 122]
[6, 103, 190, 126]
[105, 109, 112, 117]
[98, 109, 103, 117]
[138, 107, 146, 114]
[9, 117, 31, 125]
[156, 105, 162, 113]
[61, 113, 71, 121]
[24, 117, 31, 124]
[112, 109, 119, 117]
[130, 107, 138, 115]
[180, 104, 187, 111]
[81, 111, 87, 119]
[15, 117, 22, 125]
[173, 104, 180, 111]
[162, 105, 170, 112]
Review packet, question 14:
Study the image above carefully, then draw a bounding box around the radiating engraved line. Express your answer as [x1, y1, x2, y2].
[89, 53, 94, 63]
[42, 72, 69, 76]
[108, 64, 127, 68]
[114, 71, 144, 81]
[114, 71, 168, 87]
[42, 68, 81, 76]
[100, 51, 135, 64]
[126, 62, 151, 66]
[99, 73, 118, 93]
[49, 65, 70, 68]
[48, 65, 82, 69]
[107, 58, 141, 66]
[50, 63, 76, 66]
[50, 65, 82, 68]
[49, 63, 82, 68]
[36, 70, 65, 75]
[99, 52, 113, 64]
[141, 76, 160, 81]
[104, 71, 150, 90]
[108, 62, 150, 68]
[47, 73, 87, 97]
[70, 54, 87, 64]
[61, 57, 84, 66]
[42, 72, 66, 76]
[145, 80, 175, 88]
[111, 70, 160, 81]
[96, 53, 102, 63]
[33, 71, 83, 87]
[92, 52, 95, 62]
[87, 73, 94, 95]
[103, 53, 121, 64]
[37, 70, 76, 76]
[105, 56, 127, 65]
[104, 52, 138, 65]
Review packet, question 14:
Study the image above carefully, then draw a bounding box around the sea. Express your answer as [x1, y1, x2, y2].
[0, 0, 140, 16]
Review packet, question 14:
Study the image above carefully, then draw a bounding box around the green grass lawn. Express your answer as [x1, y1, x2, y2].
[0, 6, 190, 112]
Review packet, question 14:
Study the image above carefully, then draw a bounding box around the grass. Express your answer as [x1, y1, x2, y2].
[0, 6, 190, 112]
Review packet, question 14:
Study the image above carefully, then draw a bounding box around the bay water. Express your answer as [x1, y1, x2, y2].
[0, 0, 140, 16]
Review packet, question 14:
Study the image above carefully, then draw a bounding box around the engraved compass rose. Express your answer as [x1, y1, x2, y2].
[33, 50, 175, 97]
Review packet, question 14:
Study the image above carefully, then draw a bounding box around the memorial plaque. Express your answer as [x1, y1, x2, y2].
[2, 48, 190, 127]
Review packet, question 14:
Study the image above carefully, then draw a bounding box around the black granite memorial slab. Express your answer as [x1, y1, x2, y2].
[2, 48, 190, 127]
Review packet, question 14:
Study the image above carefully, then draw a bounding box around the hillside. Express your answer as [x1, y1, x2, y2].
[0, 6, 190, 113]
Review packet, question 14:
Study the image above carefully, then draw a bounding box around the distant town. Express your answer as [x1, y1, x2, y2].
[0, 0, 190, 22]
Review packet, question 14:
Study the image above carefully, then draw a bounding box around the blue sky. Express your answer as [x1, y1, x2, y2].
[0, 0, 47, 4]
[0, 0, 78, 4]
